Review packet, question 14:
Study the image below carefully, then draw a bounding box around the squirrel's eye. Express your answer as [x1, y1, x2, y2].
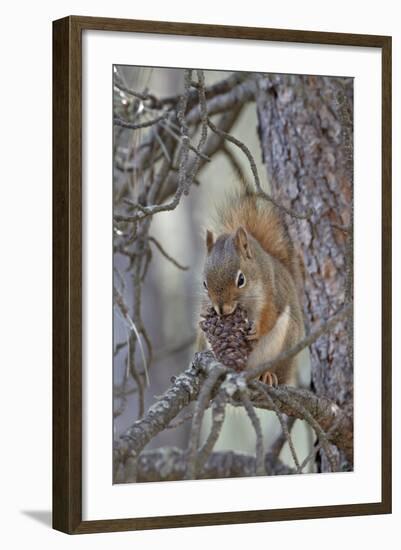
[237, 272, 246, 288]
[203, 280, 208, 290]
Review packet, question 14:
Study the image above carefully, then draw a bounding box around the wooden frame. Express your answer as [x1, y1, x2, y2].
[52, 15, 392, 534]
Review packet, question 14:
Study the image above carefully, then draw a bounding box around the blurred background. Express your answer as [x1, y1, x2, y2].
[113, 66, 313, 478]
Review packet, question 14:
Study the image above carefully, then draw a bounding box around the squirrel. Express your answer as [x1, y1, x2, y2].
[198, 187, 305, 386]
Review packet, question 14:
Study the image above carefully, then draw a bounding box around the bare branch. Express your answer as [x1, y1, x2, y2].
[186, 76, 258, 124]
[114, 285, 150, 391]
[185, 360, 227, 480]
[196, 392, 227, 473]
[158, 106, 243, 204]
[114, 77, 255, 176]
[266, 386, 338, 472]
[114, 114, 168, 130]
[114, 73, 158, 104]
[188, 70, 208, 184]
[270, 416, 296, 457]
[161, 71, 252, 109]
[114, 71, 196, 224]
[115, 353, 213, 472]
[238, 384, 265, 475]
[253, 381, 301, 472]
[115, 342, 353, 480]
[148, 236, 189, 270]
[127, 446, 295, 483]
[244, 384, 353, 464]
[159, 119, 211, 161]
[221, 143, 248, 184]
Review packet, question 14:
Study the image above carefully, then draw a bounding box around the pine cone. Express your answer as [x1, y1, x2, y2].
[199, 305, 255, 372]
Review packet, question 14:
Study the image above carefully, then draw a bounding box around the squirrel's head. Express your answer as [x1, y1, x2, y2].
[203, 226, 257, 316]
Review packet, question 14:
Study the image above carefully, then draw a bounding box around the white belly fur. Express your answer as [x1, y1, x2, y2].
[247, 305, 291, 369]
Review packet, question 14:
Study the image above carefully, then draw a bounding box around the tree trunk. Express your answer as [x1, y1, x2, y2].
[255, 74, 353, 471]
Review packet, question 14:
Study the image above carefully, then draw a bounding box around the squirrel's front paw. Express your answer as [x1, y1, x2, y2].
[259, 371, 278, 386]
[246, 321, 259, 341]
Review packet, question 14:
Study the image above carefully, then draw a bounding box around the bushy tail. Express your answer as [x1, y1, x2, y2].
[214, 190, 302, 286]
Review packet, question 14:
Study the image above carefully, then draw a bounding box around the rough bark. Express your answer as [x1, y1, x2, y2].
[115, 354, 210, 465]
[255, 74, 353, 470]
[131, 447, 295, 482]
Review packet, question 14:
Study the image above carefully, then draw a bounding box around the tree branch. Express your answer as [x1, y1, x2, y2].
[128, 447, 295, 483]
[114, 113, 168, 130]
[115, 352, 218, 468]
[244, 385, 353, 464]
[115, 345, 353, 480]
[158, 106, 243, 204]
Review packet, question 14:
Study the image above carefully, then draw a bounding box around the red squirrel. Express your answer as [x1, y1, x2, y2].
[199, 189, 305, 385]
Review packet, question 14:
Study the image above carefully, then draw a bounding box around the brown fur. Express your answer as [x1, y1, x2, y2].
[258, 299, 278, 337]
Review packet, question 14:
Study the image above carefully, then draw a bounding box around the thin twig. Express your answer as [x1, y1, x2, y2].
[148, 236, 189, 270]
[221, 143, 248, 184]
[140, 246, 153, 282]
[113, 340, 127, 357]
[159, 71, 251, 107]
[253, 381, 301, 472]
[196, 392, 227, 473]
[114, 114, 167, 130]
[270, 387, 338, 472]
[238, 384, 265, 476]
[114, 70, 195, 224]
[298, 415, 344, 472]
[114, 73, 157, 103]
[152, 127, 171, 162]
[114, 77, 253, 177]
[176, 69, 192, 196]
[207, 117, 312, 220]
[188, 70, 208, 183]
[185, 361, 227, 480]
[269, 416, 296, 458]
[114, 285, 150, 388]
[113, 358, 131, 419]
[127, 333, 146, 418]
[159, 119, 211, 161]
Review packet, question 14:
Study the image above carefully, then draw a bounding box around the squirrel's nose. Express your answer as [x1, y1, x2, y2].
[223, 303, 237, 315]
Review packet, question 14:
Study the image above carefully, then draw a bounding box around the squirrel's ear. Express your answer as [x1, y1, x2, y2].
[206, 229, 214, 253]
[234, 226, 252, 259]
